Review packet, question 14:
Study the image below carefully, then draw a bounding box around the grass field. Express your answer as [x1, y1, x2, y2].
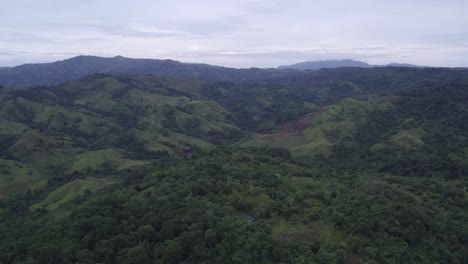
[390, 128, 425, 148]
[70, 148, 149, 173]
[0, 159, 46, 196]
[31, 176, 120, 211]
[242, 98, 376, 156]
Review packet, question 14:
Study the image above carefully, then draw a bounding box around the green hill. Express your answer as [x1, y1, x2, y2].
[1, 68, 466, 197]
[241, 97, 383, 156]
[0, 75, 245, 196]
[0, 67, 466, 263]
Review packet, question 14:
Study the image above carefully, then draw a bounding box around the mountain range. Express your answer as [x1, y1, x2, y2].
[0, 55, 284, 86]
[278, 59, 424, 70]
[0, 56, 466, 263]
[0, 56, 426, 87]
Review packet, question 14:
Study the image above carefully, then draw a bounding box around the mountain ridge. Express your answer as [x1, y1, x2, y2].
[0, 56, 431, 87]
[0, 55, 285, 86]
[278, 59, 425, 70]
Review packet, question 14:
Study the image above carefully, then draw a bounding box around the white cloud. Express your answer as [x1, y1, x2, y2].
[1, 0, 467, 67]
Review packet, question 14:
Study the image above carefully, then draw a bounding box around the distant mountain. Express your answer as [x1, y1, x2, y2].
[278, 59, 372, 70]
[0, 56, 432, 87]
[278, 59, 426, 70]
[0, 55, 292, 86]
[384, 62, 425, 68]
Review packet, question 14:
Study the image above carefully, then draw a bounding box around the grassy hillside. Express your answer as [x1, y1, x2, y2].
[5, 67, 466, 197]
[241, 97, 387, 156]
[0, 75, 244, 196]
[0, 67, 466, 263]
[30, 176, 119, 211]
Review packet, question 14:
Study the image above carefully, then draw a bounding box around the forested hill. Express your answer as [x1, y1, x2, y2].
[0, 55, 288, 86]
[0, 66, 466, 263]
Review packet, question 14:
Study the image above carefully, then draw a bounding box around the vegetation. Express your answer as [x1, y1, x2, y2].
[0, 66, 466, 263]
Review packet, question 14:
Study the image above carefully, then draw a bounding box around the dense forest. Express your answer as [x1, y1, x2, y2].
[0, 65, 466, 263]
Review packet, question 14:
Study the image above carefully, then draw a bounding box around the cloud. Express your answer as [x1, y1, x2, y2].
[0, 0, 467, 67]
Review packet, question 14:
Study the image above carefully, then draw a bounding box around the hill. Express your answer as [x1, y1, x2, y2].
[0, 67, 467, 197]
[0, 74, 245, 196]
[384, 62, 424, 68]
[278, 59, 372, 70]
[0, 55, 294, 86]
[0, 66, 466, 263]
[278, 60, 424, 70]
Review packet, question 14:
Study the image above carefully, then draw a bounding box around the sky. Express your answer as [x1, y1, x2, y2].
[1, 0, 468, 68]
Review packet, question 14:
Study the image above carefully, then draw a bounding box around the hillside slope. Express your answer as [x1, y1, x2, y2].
[1, 67, 467, 197]
[0, 75, 243, 196]
[0, 67, 466, 263]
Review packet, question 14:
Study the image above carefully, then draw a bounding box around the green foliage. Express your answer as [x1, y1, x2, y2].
[0, 67, 467, 263]
[0, 148, 347, 263]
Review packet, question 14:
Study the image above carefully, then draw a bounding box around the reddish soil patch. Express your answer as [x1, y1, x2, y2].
[258, 108, 326, 141]
[259, 131, 302, 140]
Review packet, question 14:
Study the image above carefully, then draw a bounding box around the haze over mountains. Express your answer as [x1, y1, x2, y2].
[0, 56, 429, 87]
[278, 59, 424, 70]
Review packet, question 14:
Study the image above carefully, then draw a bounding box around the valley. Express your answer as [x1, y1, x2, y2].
[0, 61, 466, 263]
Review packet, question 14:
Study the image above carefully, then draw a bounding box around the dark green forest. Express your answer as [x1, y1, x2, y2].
[0, 65, 466, 263]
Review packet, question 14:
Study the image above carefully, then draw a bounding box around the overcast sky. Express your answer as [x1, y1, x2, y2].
[1, 0, 468, 68]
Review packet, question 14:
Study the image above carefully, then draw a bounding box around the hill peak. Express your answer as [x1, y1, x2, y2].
[278, 59, 371, 70]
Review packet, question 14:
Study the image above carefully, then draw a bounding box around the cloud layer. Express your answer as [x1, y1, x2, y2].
[1, 0, 468, 67]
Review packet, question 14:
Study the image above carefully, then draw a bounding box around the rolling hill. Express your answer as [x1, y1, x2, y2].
[1, 67, 467, 197]
[0, 65, 466, 263]
[0, 74, 246, 196]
